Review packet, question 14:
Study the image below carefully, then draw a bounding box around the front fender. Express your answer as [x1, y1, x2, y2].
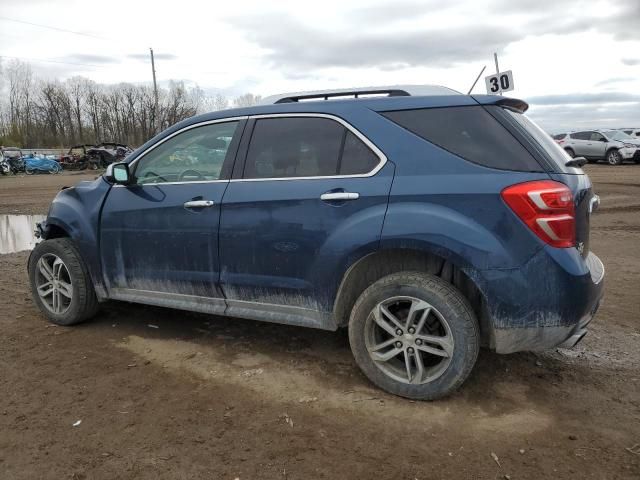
[43, 177, 112, 298]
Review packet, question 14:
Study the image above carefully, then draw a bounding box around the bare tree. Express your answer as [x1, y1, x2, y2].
[0, 59, 259, 148]
[233, 93, 262, 108]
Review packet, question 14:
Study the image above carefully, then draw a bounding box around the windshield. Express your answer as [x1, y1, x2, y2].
[603, 130, 633, 141]
[504, 109, 579, 173]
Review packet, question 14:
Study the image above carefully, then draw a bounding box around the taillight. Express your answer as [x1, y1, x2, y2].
[501, 180, 575, 248]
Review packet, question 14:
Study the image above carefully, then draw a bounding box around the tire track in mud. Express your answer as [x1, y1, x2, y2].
[117, 335, 554, 437]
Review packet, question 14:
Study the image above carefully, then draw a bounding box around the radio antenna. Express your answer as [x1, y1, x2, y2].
[467, 65, 486, 94]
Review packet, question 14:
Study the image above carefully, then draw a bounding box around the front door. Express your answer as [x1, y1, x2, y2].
[219, 115, 394, 327]
[100, 119, 244, 313]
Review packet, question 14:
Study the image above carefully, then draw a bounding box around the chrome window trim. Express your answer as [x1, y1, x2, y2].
[230, 113, 388, 183]
[111, 116, 248, 188]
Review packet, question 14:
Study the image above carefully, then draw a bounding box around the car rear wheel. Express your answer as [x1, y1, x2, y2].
[28, 238, 99, 326]
[606, 149, 623, 165]
[564, 148, 575, 158]
[348, 272, 479, 400]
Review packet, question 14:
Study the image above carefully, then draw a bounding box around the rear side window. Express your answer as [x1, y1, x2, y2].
[382, 106, 542, 172]
[243, 117, 381, 179]
[570, 132, 589, 140]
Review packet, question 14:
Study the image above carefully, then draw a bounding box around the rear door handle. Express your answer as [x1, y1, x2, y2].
[320, 192, 360, 201]
[184, 200, 214, 208]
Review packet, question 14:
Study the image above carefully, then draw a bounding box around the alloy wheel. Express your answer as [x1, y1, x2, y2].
[364, 296, 454, 385]
[35, 254, 73, 314]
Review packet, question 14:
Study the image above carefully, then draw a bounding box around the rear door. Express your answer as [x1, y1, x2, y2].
[218, 114, 393, 325]
[569, 131, 590, 157]
[589, 132, 607, 159]
[100, 118, 244, 310]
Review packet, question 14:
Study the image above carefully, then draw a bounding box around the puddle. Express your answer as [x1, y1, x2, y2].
[0, 214, 46, 254]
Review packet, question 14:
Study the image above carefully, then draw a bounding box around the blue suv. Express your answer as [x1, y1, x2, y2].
[28, 86, 604, 400]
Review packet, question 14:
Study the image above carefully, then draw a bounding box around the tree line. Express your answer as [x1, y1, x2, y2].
[0, 59, 261, 148]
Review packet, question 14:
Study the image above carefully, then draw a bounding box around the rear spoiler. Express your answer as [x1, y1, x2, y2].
[472, 95, 529, 113]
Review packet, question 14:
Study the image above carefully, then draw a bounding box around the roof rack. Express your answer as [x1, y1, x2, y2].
[260, 84, 459, 105]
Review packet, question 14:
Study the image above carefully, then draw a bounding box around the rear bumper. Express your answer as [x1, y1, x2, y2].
[477, 249, 605, 354]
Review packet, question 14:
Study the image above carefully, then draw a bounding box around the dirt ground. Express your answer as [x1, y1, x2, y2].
[0, 167, 638, 480]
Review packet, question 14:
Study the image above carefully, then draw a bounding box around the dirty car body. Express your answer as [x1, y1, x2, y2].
[31, 86, 605, 399]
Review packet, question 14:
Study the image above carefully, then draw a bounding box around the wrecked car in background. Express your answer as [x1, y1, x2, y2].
[59, 145, 95, 170]
[1, 147, 26, 174]
[87, 142, 133, 169]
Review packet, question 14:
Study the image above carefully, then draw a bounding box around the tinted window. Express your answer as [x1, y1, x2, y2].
[504, 109, 575, 173]
[590, 132, 606, 142]
[244, 117, 378, 179]
[382, 106, 541, 171]
[339, 131, 380, 175]
[552, 133, 567, 140]
[134, 121, 238, 184]
[570, 132, 589, 140]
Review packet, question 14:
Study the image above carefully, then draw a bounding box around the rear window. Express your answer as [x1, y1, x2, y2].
[553, 133, 567, 140]
[382, 106, 543, 172]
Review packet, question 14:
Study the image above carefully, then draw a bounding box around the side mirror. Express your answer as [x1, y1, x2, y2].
[105, 162, 131, 184]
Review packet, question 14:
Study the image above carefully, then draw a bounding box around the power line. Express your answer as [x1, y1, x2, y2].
[0, 15, 110, 40]
[0, 54, 109, 68]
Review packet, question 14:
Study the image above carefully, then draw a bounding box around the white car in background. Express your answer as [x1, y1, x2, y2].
[619, 128, 640, 138]
[553, 129, 640, 165]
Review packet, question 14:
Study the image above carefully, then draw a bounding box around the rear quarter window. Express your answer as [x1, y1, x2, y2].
[382, 106, 543, 172]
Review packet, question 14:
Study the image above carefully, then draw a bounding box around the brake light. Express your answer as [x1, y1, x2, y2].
[501, 180, 575, 248]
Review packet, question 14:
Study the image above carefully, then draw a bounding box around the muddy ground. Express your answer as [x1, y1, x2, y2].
[0, 167, 638, 479]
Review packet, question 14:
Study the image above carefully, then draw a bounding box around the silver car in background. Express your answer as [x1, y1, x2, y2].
[553, 130, 640, 165]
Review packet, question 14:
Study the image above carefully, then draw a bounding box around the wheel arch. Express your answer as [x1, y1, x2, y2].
[332, 247, 492, 346]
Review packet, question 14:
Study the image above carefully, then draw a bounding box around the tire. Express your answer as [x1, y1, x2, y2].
[28, 238, 99, 326]
[606, 149, 623, 165]
[564, 148, 575, 158]
[25, 168, 34, 175]
[348, 271, 480, 400]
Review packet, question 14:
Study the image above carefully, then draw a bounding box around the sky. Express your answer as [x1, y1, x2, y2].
[0, 0, 638, 132]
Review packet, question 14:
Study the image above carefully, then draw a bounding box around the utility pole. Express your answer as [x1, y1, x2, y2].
[149, 47, 159, 132]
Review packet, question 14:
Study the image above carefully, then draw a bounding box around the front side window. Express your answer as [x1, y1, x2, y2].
[134, 121, 239, 184]
[590, 132, 606, 142]
[243, 117, 380, 179]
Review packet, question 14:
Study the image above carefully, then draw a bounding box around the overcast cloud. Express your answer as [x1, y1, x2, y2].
[0, 0, 638, 131]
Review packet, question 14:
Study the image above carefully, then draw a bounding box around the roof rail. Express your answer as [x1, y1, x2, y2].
[260, 84, 460, 105]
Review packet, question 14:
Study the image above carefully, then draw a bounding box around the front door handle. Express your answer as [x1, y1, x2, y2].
[184, 200, 214, 208]
[320, 192, 360, 201]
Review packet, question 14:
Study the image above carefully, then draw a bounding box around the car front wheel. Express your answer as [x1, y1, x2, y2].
[606, 149, 623, 165]
[348, 272, 479, 400]
[28, 238, 99, 325]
